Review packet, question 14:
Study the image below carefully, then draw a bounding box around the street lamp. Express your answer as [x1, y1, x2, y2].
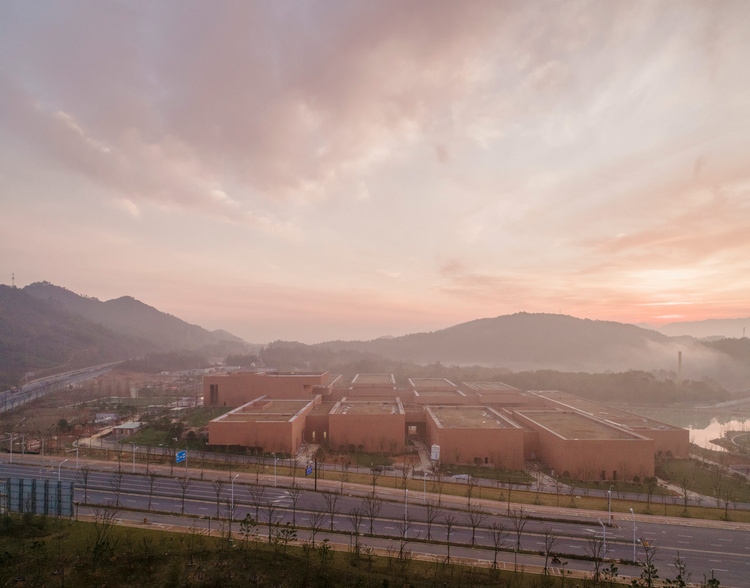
[404, 489, 408, 538]
[231, 474, 239, 519]
[630, 508, 636, 560]
[58, 458, 68, 481]
[129, 443, 138, 473]
[598, 518, 606, 554]
[608, 487, 612, 524]
[273, 453, 277, 487]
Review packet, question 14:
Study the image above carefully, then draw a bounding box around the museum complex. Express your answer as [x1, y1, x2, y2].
[204, 371, 689, 481]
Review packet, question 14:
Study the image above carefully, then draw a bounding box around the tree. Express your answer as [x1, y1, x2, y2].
[109, 471, 124, 508]
[248, 484, 267, 522]
[441, 513, 457, 563]
[265, 499, 283, 543]
[424, 500, 441, 541]
[584, 532, 606, 583]
[239, 514, 257, 555]
[362, 494, 383, 535]
[322, 490, 341, 531]
[88, 505, 120, 570]
[178, 476, 191, 515]
[347, 506, 364, 556]
[308, 506, 327, 547]
[147, 472, 158, 512]
[509, 508, 526, 572]
[644, 476, 658, 508]
[465, 506, 487, 547]
[632, 540, 659, 587]
[212, 479, 225, 518]
[542, 527, 558, 575]
[288, 483, 302, 527]
[489, 521, 508, 569]
[665, 552, 691, 587]
[77, 465, 92, 505]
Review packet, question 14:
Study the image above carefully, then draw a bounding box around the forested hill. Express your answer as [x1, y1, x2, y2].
[23, 282, 245, 352]
[315, 313, 690, 372]
[0, 282, 248, 389]
[0, 285, 143, 389]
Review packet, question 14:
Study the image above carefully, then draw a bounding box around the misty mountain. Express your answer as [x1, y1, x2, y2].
[304, 313, 750, 391]
[0, 285, 143, 389]
[24, 282, 246, 352]
[656, 317, 750, 339]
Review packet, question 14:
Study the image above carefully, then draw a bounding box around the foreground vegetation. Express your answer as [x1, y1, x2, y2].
[0, 512, 625, 588]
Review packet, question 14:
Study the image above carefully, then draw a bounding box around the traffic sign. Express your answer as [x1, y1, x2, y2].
[306, 464, 313, 476]
[176, 450, 186, 463]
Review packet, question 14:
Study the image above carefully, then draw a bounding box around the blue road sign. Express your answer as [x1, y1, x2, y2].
[176, 450, 186, 463]
[306, 465, 313, 476]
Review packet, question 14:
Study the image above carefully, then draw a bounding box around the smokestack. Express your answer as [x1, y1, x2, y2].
[677, 351, 682, 383]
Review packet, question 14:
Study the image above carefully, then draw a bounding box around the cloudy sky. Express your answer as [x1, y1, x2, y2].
[2, 1, 749, 343]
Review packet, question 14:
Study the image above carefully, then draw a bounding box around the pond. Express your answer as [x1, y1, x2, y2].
[628, 408, 750, 451]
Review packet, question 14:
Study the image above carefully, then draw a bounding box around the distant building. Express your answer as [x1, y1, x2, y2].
[204, 371, 688, 480]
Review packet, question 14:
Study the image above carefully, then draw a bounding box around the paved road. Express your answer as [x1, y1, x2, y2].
[1, 459, 748, 586]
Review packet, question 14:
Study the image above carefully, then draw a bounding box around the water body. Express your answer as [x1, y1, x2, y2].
[627, 408, 750, 450]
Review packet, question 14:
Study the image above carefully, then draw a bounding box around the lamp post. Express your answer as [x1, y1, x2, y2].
[58, 458, 68, 481]
[129, 443, 137, 473]
[273, 453, 277, 487]
[65, 447, 79, 469]
[423, 472, 427, 504]
[404, 489, 408, 538]
[598, 518, 606, 554]
[630, 508, 636, 560]
[608, 487, 612, 524]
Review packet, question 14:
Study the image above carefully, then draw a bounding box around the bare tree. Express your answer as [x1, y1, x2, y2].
[322, 491, 341, 531]
[288, 483, 302, 526]
[265, 499, 283, 543]
[632, 540, 659, 588]
[113, 444, 124, 473]
[542, 527, 558, 575]
[466, 475, 477, 507]
[308, 506, 327, 547]
[77, 465, 92, 504]
[466, 506, 488, 547]
[362, 494, 383, 535]
[251, 460, 265, 484]
[144, 445, 152, 474]
[489, 521, 508, 569]
[395, 515, 419, 560]
[424, 500, 441, 541]
[109, 471, 124, 508]
[370, 466, 380, 494]
[147, 472, 158, 512]
[584, 531, 607, 583]
[212, 479, 225, 518]
[178, 476, 191, 515]
[509, 508, 526, 572]
[248, 484, 267, 522]
[88, 505, 120, 569]
[441, 513, 458, 563]
[347, 506, 365, 555]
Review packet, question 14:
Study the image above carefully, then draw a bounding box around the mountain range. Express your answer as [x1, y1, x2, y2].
[0, 282, 248, 389]
[2, 281, 749, 393]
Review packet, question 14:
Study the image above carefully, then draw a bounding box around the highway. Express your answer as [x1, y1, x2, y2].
[1, 459, 748, 586]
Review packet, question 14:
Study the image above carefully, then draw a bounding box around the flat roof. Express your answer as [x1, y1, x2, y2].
[414, 390, 466, 397]
[463, 381, 519, 393]
[532, 390, 681, 431]
[409, 378, 458, 391]
[516, 410, 641, 440]
[213, 398, 314, 423]
[427, 406, 518, 429]
[351, 373, 396, 387]
[332, 398, 404, 416]
[309, 401, 337, 416]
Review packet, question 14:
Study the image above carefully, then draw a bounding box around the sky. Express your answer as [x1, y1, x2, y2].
[1, 1, 750, 344]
